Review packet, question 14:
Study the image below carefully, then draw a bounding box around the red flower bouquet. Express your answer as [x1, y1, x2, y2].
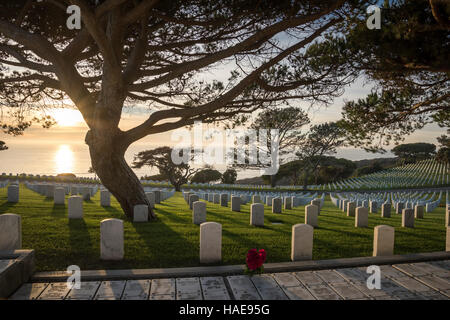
[245, 248, 266, 275]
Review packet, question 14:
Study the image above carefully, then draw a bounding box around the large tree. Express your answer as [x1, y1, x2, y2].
[436, 129, 450, 166]
[0, 141, 7, 151]
[232, 106, 310, 187]
[190, 167, 222, 184]
[221, 168, 237, 184]
[0, 0, 361, 218]
[296, 122, 345, 189]
[336, 0, 449, 150]
[132, 146, 197, 191]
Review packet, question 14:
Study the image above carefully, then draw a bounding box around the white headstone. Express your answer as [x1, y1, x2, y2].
[291, 224, 313, 261]
[311, 199, 321, 215]
[266, 196, 273, 207]
[7, 185, 19, 203]
[369, 201, 378, 213]
[81, 187, 91, 201]
[100, 218, 124, 260]
[373, 225, 394, 256]
[154, 190, 161, 204]
[100, 190, 111, 207]
[347, 202, 356, 217]
[231, 196, 241, 212]
[381, 203, 391, 218]
[284, 197, 292, 210]
[189, 194, 199, 209]
[355, 207, 368, 228]
[305, 204, 318, 227]
[133, 204, 148, 222]
[446, 226, 450, 252]
[220, 194, 228, 207]
[0, 214, 21, 251]
[272, 197, 282, 213]
[193, 201, 206, 225]
[446, 207, 450, 227]
[401, 208, 414, 228]
[396, 202, 404, 214]
[54, 187, 65, 205]
[414, 205, 424, 219]
[252, 195, 261, 204]
[200, 222, 222, 263]
[68, 196, 83, 219]
[145, 192, 155, 208]
[250, 203, 264, 226]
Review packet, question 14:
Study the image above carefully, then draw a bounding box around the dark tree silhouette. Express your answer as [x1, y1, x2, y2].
[0, 141, 7, 151]
[191, 168, 222, 184]
[391, 143, 436, 164]
[0, 0, 364, 218]
[221, 168, 237, 184]
[132, 146, 198, 191]
[336, 0, 449, 150]
[296, 122, 345, 189]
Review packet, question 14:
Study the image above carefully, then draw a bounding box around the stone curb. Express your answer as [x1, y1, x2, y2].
[30, 251, 450, 282]
[0, 249, 35, 298]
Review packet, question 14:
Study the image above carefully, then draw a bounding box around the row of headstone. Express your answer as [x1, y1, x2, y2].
[2, 212, 449, 263]
[182, 188, 321, 209]
[26, 182, 99, 201]
[333, 189, 446, 214]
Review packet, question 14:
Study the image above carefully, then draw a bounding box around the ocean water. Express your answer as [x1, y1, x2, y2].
[0, 139, 394, 180]
[0, 117, 442, 180]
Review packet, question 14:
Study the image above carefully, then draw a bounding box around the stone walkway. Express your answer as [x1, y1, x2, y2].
[9, 260, 450, 300]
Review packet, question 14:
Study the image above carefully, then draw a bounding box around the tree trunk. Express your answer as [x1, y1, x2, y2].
[270, 175, 276, 187]
[85, 129, 156, 220]
[302, 169, 310, 190]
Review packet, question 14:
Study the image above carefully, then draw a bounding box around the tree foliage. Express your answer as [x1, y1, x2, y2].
[221, 168, 237, 184]
[296, 122, 346, 187]
[132, 146, 197, 191]
[336, 0, 449, 150]
[267, 156, 355, 186]
[0, 0, 363, 217]
[232, 106, 310, 186]
[436, 128, 450, 165]
[391, 142, 436, 164]
[191, 168, 222, 183]
[0, 140, 7, 151]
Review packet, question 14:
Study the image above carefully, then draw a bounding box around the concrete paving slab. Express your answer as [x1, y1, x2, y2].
[226, 275, 261, 300]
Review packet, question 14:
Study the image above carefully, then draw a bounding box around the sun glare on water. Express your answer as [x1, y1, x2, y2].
[54, 145, 74, 174]
[50, 108, 84, 127]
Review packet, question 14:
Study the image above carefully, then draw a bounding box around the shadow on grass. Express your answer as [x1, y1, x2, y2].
[51, 203, 66, 217]
[222, 228, 262, 250]
[131, 219, 199, 267]
[156, 208, 189, 223]
[68, 218, 93, 252]
[43, 197, 53, 202]
[103, 206, 124, 219]
[0, 201, 18, 212]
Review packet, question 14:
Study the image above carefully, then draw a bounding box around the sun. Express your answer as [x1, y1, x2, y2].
[54, 145, 74, 174]
[49, 108, 84, 127]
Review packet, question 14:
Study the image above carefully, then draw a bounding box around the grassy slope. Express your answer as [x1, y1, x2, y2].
[0, 185, 447, 271]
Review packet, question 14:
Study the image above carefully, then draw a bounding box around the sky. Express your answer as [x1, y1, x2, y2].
[0, 76, 445, 180]
[0, 2, 446, 180]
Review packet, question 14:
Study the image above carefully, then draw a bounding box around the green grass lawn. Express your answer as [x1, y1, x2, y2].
[0, 184, 447, 272]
